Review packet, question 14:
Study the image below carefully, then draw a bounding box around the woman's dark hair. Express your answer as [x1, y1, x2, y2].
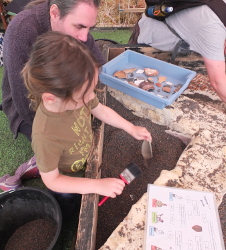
[22, 31, 100, 111]
[25, 0, 100, 18]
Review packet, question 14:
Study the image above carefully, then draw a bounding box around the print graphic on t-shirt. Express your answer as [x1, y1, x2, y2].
[70, 106, 93, 171]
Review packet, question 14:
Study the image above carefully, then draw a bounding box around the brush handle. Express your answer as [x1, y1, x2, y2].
[98, 196, 109, 206]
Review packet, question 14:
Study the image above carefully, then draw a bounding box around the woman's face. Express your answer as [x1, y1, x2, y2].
[50, 3, 97, 42]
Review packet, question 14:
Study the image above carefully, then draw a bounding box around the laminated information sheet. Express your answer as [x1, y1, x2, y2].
[144, 184, 225, 250]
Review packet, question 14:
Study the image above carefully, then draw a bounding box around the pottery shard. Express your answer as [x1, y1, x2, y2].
[162, 86, 171, 93]
[156, 83, 162, 88]
[139, 82, 155, 91]
[192, 225, 202, 232]
[113, 70, 127, 79]
[143, 85, 155, 91]
[139, 81, 155, 90]
[144, 68, 159, 76]
[127, 81, 138, 87]
[139, 81, 150, 89]
[174, 87, 182, 93]
[158, 76, 167, 83]
[123, 68, 137, 74]
[147, 77, 154, 83]
[175, 83, 183, 88]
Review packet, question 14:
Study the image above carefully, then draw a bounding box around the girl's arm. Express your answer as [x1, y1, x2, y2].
[40, 168, 125, 197]
[91, 102, 152, 141]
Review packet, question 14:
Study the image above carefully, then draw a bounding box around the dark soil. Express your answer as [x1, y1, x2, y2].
[95, 44, 225, 249]
[96, 92, 226, 249]
[5, 219, 57, 250]
[96, 92, 187, 249]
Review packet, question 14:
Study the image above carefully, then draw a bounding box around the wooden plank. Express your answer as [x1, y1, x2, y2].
[74, 82, 106, 250]
[119, 8, 145, 13]
[74, 177, 100, 250]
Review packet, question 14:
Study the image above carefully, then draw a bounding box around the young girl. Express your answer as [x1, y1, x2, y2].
[22, 31, 152, 206]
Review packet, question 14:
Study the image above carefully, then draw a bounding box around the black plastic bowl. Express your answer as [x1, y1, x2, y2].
[0, 187, 62, 250]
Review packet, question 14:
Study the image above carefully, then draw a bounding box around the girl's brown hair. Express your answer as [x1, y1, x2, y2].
[22, 31, 100, 111]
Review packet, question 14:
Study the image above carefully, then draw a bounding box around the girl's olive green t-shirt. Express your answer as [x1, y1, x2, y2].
[32, 96, 99, 174]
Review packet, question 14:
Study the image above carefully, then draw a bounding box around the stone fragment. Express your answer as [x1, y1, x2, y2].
[113, 70, 127, 79]
[158, 76, 167, 83]
[156, 83, 162, 88]
[123, 68, 137, 74]
[136, 69, 144, 74]
[175, 83, 183, 88]
[127, 81, 138, 87]
[147, 77, 154, 83]
[174, 87, 182, 93]
[165, 81, 173, 86]
[142, 85, 155, 91]
[144, 68, 159, 76]
[139, 81, 150, 89]
[134, 77, 145, 86]
[162, 86, 171, 93]
[139, 81, 155, 91]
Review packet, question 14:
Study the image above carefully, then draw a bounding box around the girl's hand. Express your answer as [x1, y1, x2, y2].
[96, 178, 126, 198]
[129, 125, 152, 142]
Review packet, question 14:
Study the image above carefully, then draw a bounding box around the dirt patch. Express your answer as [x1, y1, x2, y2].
[5, 219, 57, 250]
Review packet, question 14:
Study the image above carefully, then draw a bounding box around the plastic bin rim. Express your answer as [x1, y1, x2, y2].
[104, 49, 196, 74]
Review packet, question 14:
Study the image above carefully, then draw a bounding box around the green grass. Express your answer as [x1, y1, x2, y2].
[0, 67, 34, 182]
[91, 28, 132, 44]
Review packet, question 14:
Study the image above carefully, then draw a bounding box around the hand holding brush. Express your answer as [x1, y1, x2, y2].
[98, 162, 141, 206]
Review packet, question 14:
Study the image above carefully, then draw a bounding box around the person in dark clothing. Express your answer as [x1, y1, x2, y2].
[2, 0, 105, 142]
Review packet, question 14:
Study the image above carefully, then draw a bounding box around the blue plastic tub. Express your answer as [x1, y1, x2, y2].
[99, 50, 196, 109]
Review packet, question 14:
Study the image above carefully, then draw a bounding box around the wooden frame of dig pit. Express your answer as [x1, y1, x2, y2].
[74, 81, 106, 250]
[74, 43, 226, 249]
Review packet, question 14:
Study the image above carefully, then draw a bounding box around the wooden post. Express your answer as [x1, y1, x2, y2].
[74, 82, 106, 250]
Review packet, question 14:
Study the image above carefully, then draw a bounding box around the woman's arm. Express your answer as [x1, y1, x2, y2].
[203, 57, 226, 103]
[40, 168, 125, 197]
[91, 102, 152, 141]
[3, 17, 40, 125]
